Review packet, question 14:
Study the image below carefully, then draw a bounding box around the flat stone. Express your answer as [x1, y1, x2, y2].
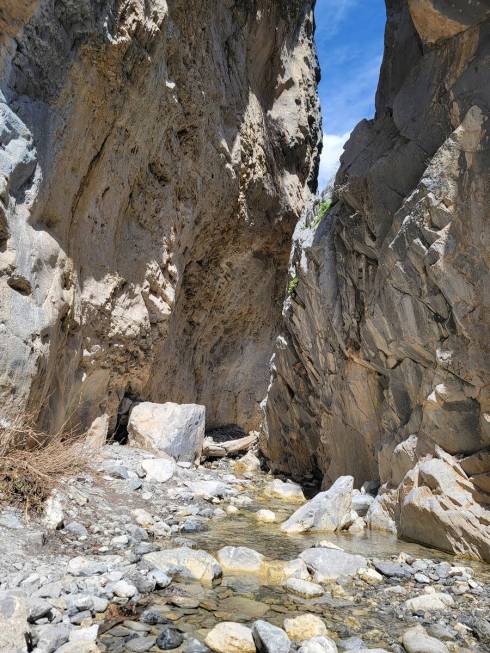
[144, 547, 222, 584]
[404, 592, 455, 612]
[185, 480, 230, 499]
[402, 625, 449, 653]
[140, 458, 176, 483]
[252, 619, 290, 653]
[217, 546, 265, 575]
[0, 591, 30, 652]
[374, 560, 411, 578]
[67, 557, 107, 577]
[205, 622, 255, 653]
[283, 614, 327, 640]
[299, 548, 367, 582]
[281, 476, 353, 534]
[126, 635, 157, 652]
[285, 577, 324, 598]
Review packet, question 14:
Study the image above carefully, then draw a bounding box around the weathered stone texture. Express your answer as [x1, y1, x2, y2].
[264, 0, 490, 559]
[0, 0, 321, 436]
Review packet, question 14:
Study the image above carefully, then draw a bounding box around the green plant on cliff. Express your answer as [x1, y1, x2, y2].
[311, 199, 332, 229]
[288, 275, 299, 296]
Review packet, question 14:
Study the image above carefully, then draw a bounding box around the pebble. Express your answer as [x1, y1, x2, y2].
[156, 627, 184, 649]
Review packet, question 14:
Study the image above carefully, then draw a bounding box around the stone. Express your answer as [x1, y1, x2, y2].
[54, 643, 100, 653]
[357, 568, 383, 585]
[281, 476, 353, 533]
[67, 557, 107, 577]
[140, 458, 176, 483]
[132, 509, 154, 527]
[255, 509, 276, 523]
[268, 479, 305, 502]
[373, 561, 411, 579]
[182, 640, 210, 653]
[252, 620, 290, 653]
[217, 546, 265, 575]
[43, 495, 64, 530]
[110, 580, 137, 598]
[281, 558, 311, 581]
[156, 627, 184, 650]
[299, 637, 338, 653]
[402, 625, 449, 653]
[64, 522, 89, 538]
[284, 614, 327, 641]
[299, 548, 367, 582]
[0, 591, 30, 653]
[27, 597, 52, 622]
[285, 577, 324, 598]
[351, 492, 374, 517]
[404, 592, 455, 612]
[34, 623, 71, 652]
[205, 622, 255, 653]
[126, 636, 157, 652]
[128, 402, 205, 462]
[185, 481, 230, 500]
[144, 547, 222, 584]
[234, 452, 261, 474]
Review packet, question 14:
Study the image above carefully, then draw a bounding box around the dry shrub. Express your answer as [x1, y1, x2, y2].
[0, 412, 88, 513]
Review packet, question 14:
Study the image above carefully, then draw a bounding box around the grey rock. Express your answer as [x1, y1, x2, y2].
[373, 561, 412, 578]
[182, 639, 210, 653]
[299, 548, 367, 582]
[64, 522, 89, 538]
[0, 591, 30, 652]
[252, 619, 291, 653]
[156, 627, 184, 650]
[125, 636, 157, 652]
[28, 598, 53, 623]
[402, 625, 449, 653]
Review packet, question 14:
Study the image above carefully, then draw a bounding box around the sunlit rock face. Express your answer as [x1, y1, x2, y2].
[264, 0, 490, 559]
[0, 0, 321, 436]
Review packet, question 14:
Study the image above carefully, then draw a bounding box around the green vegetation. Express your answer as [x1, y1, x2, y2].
[311, 198, 332, 229]
[287, 275, 299, 296]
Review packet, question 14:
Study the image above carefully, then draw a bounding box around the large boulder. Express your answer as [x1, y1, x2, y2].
[128, 402, 205, 462]
[144, 547, 222, 584]
[0, 591, 30, 653]
[281, 476, 353, 534]
[299, 548, 367, 582]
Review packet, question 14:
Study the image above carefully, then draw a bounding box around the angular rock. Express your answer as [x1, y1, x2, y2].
[299, 548, 367, 582]
[140, 458, 176, 483]
[252, 620, 290, 653]
[205, 622, 255, 653]
[0, 591, 30, 653]
[299, 637, 338, 653]
[128, 402, 205, 462]
[144, 547, 221, 584]
[285, 578, 324, 598]
[281, 476, 353, 534]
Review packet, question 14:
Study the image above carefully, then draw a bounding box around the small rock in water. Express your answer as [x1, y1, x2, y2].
[255, 509, 276, 523]
[285, 577, 324, 598]
[404, 592, 454, 612]
[284, 614, 327, 640]
[252, 619, 291, 653]
[217, 546, 264, 575]
[156, 627, 184, 649]
[205, 622, 255, 653]
[268, 479, 305, 502]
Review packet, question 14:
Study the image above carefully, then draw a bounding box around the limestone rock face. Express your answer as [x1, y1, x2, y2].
[263, 1, 490, 559]
[127, 401, 205, 461]
[0, 1, 321, 437]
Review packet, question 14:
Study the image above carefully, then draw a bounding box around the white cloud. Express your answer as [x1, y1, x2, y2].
[318, 131, 350, 191]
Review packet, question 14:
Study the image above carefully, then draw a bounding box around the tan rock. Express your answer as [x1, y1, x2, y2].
[284, 614, 327, 641]
[255, 509, 276, 523]
[205, 622, 255, 653]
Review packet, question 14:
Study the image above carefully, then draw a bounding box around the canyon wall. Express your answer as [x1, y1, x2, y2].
[0, 0, 321, 438]
[264, 0, 490, 560]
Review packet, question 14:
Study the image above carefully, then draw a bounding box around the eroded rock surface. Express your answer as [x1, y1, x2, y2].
[0, 0, 320, 437]
[264, 1, 490, 560]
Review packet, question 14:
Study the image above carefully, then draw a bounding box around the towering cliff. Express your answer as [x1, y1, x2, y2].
[264, 0, 490, 560]
[0, 0, 321, 438]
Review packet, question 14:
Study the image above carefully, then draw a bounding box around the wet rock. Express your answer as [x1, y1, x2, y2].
[285, 577, 324, 598]
[357, 568, 383, 585]
[404, 592, 454, 612]
[205, 622, 255, 653]
[281, 558, 311, 581]
[268, 479, 305, 502]
[299, 548, 367, 582]
[144, 547, 222, 584]
[299, 636, 338, 653]
[255, 509, 276, 523]
[281, 476, 353, 534]
[128, 402, 205, 462]
[283, 614, 327, 640]
[0, 591, 30, 653]
[217, 546, 265, 575]
[140, 458, 176, 483]
[252, 619, 290, 653]
[402, 625, 449, 653]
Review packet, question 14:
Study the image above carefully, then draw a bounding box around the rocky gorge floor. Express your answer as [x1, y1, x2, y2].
[1, 444, 489, 653]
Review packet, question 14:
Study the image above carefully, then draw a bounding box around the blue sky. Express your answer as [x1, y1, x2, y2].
[315, 0, 386, 190]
